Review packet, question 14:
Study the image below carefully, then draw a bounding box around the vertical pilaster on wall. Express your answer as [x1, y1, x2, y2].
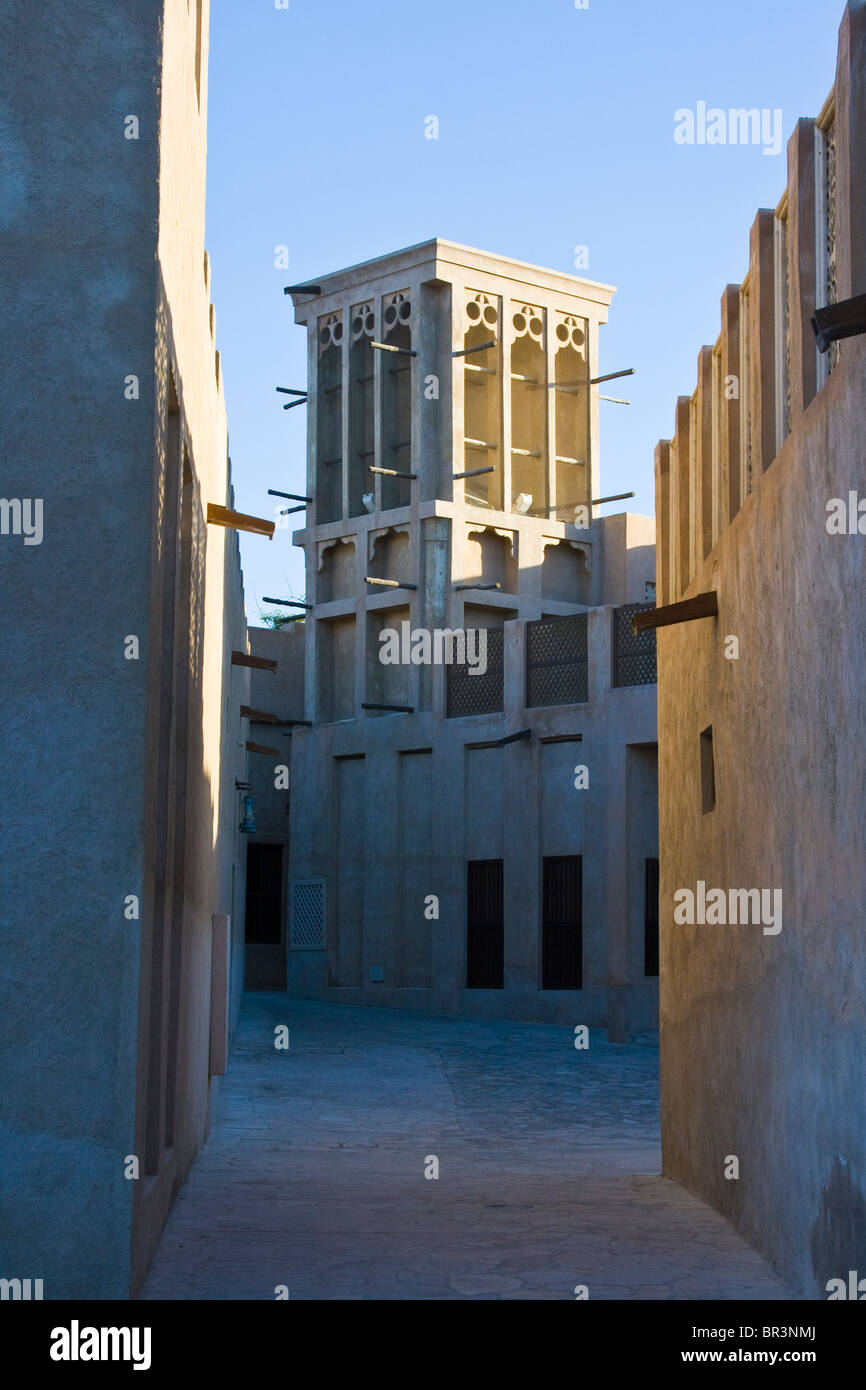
[306, 325, 317, 513]
[772, 208, 789, 454]
[544, 313, 558, 516]
[787, 120, 818, 422]
[354, 538, 368, 717]
[304, 322, 319, 719]
[209, 914, 230, 1077]
[450, 279, 465, 507]
[654, 441, 671, 606]
[587, 318, 603, 509]
[303, 547, 316, 722]
[605, 737, 628, 1044]
[340, 302, 351, 521]
[675, 396, 692, 597]
[696, 347, 714, 563]
[748, 210, 778, 475]
[834, 1, 866, 301]
[421, 517, 449, 713]
[372, 301, 385, 512]
[719, 286, 741, 527]
[418, 281, 445, 504]
[668, 436, 680, 603]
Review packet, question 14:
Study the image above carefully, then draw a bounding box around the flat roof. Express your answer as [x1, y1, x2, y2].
[289, 237, 616, 309]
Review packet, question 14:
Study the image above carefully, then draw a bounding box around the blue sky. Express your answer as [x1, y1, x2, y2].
[205, 0, 843, 623]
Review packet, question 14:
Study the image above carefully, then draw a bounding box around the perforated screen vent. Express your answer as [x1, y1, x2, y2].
[289, 878, 326, 950]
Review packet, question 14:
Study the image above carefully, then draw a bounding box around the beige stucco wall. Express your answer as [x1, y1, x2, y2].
[129, 0, 249, 1294]
[655, 1, 866, 1298]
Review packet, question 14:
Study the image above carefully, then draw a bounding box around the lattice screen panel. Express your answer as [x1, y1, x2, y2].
[446, 628, 504, 718]
[289, 878, 327, 950]
[612, 603, 657, 687]
[526, 614, 588, 708]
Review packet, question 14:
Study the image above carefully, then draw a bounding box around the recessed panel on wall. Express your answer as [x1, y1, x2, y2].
[509, 301, 547, 516]
[367, 604, 411, 710]
[317, 615, 356, 722]
[349, 301, 375, 517]
[463, 291, 502, 509]
[553, 312, 590, 513]
[397, 750, 433, 987]
[540, 738, 585, 858]
[332, 756, 365, 986]
[464, 745, 504, 860]
[316, 312, 343, 523]
[379, 290, 413, 511]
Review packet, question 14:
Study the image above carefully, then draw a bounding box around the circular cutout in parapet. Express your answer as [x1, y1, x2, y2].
[398, 299, 411, 323]
[365, 311, 375, 333]
[332, 321, 343, 343]
[466, 300, 481, 322]
[529, 315, 543, 337]
[319, 327, 331, 348]
[352, 315, 364, 335]
[483, 305, 498, 327]
[556, 322, 570, 344]
[513, 311, 527, 334]
[572, 327, 585, 347]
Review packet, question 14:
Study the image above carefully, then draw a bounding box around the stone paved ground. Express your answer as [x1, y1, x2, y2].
[140, 995, 792, 1300]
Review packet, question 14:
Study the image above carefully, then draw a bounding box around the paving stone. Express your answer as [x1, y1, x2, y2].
[140, 996, 792, 1302]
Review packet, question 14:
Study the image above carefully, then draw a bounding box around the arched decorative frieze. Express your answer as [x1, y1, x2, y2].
[542, 536, 592, 571]
[351, 302, 375, 342]
[466, 524, 518, 560]
[554, 312, 587, 358]
[511, 303, 544, 343]
[382, 291, 411, 331]
[317, 535, 356, 571]
[318, 312, 344, 353]
[465, 291, 499, 332]
[368, 523, 411, 563]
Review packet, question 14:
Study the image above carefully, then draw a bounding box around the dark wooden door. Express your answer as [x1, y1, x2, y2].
[542, 855, 582, 989]
[466, 859, 504, 988]
[245, 843, 283, 945]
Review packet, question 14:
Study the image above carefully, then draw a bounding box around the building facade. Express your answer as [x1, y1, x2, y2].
[0, 0, 248, 1299]
[654, 1, 866, 1300]
[259, 242, 659, 1031]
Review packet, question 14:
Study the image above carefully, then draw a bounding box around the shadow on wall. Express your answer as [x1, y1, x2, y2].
[810, 1155, 866, 1296]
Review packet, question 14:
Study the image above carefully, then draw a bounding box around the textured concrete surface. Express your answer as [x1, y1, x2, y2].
[141, 996, 792, 1300]
[0, 0, 247, 1299]
[654, 3, 866, 1302]
[0, 0, 163, 1302]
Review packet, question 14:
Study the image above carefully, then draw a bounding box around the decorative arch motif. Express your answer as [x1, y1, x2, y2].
[317, 536, 355, 572]
[350, 302, 375, 342]
[368, 523, 411, 563]
[467, 524, 518, 560]
[319, 312, 343, 353]
[465, 291, 499, 331]
[554, 312, 586, 357]
[511, 303, 544, 343]
[382, 291, 411, 331]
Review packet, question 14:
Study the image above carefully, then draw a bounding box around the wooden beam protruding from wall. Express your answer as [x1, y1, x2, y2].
[232, 651, 278, 672]
[632, 590, 718, 635]
[207, 503, 275, 539]
[246, 740, 280, 757]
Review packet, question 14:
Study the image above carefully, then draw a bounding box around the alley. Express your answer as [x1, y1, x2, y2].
[140, 996, 791, 1301]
